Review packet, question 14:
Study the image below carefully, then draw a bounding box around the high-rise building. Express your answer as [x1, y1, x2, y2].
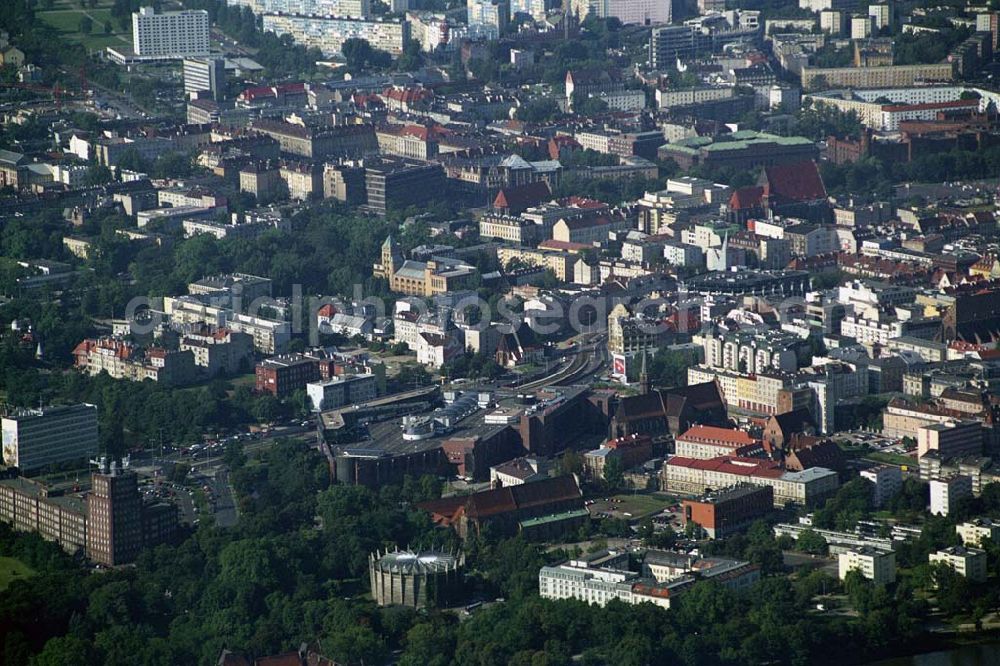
[183, 57, 226, 100]
[1, 404, 98, 472]
[231, 0, 371, 19]
[132, 7, 210, 58]
[86, 462, 143, 567]
[260, 14, 409, 56]
[930, 475, 973, 517]
[867, 3, 892, 31]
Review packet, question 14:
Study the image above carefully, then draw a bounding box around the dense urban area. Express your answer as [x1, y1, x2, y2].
[6, 0, 1000, 664]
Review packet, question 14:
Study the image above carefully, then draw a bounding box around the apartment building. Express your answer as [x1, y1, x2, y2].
[1, 404, 98, 473]
[930, 546, 987, 582]
[250, 120, 378, 160]
[228, 313, 291, 354]
[72, 338, 196, 386]
[838, 547, 896, 585]
[261, 13, 409, 56]
[859, 465, 902, 508]
[956, 519, 1000, 547]
[930, 475, 973, 516]
[179, 328, 254, 377]
[801, 63, 954, 91]
[132, 7, 209, 58]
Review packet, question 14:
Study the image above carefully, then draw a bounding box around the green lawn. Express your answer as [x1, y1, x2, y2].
[589, 493, 673, 521]
[37, 7, 131, 51]
[0, 556, 35, 592]
[864, 451, 917, 468]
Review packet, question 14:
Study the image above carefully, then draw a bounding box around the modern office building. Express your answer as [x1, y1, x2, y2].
[917, 420, 983, 460]
[1, 404, 99, 473]
[183, 57, 225, 100]
[86, 462, 144, 567]
[838, 547, 896, 586]
[364, 159, 445, 215]
[132, 7, 210, 58]
[682, 483, 774, 539]
[306, 374, 379, 411]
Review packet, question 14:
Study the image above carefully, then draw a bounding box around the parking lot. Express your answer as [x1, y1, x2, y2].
[586, 493, 677, 522]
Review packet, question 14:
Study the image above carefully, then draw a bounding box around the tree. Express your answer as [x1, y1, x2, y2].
[603, 457, 624, 492]
[516, 99, 560, 123]
[795, 529, 829, 556]
[342, 37, 374, 71]
[84, 164, 112, 186]
[79, 15, 93, 34]
[104, 20, 112, 34]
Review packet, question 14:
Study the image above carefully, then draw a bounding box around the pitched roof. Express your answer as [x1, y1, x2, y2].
[729, 185, 764, 210]
[677, 425, 758, 447]
[493, 180, 551, 211]
[763, 161, 826, 203]
[768, 408, 815, 439]
[421, 475, 582, 522]
[785, 439, 845, 471]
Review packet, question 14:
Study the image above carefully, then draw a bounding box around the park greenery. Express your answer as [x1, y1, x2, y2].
[7, 435, 1000, 666]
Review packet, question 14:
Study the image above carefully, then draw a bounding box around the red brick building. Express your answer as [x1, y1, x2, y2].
[682, 483, 774, 539]
[255, 354, 321, 397]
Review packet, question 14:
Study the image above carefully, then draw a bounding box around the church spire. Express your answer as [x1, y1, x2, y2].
[639, 349, 650, 395]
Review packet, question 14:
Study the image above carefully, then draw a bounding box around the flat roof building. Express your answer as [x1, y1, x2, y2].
[930, 545, 987, 582]
[839, 547, 896, 586]
[132, 7, 209, 59]
[682, 483, 774, 539]
[1, 404, 98, 473]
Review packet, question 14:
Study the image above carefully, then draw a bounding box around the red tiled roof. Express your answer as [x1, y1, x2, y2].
[667, 455, 783, 478]
[677, 425, 758, 447]
[764, 161, 826, 203]
[494, 180, 551, 211]
[538, 239, 591, 252]
[729, 185, 764, 210]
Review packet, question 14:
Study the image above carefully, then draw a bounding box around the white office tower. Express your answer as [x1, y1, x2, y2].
[132, 7, 210, 58]
[184, 57, 225, 100]
[1, 404, 99, 472]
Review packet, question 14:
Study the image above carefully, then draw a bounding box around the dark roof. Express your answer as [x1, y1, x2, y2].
[419, 475, 582, 522]
[616, 392, 666, 420]
[764, 161, 826, 203]
[785, 439, 844, 471]
[663, 381, 725, 415]
[769, 408, 815, 439]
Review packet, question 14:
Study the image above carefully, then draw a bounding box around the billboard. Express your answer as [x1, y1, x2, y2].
[612, 353, 627, 381]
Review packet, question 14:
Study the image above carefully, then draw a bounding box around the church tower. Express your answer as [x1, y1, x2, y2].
[376, 235, 402, 281]
[639, 349, 650, 396]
